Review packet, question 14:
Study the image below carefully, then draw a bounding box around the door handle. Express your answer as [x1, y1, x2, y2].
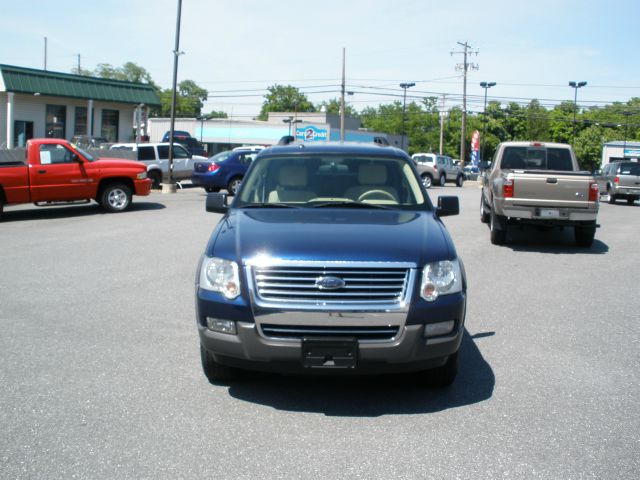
[37, 170, 46, 174]
[546, 178, 558, 184]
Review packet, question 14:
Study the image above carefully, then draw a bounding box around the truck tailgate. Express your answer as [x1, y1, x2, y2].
[510, 171, 593, 208]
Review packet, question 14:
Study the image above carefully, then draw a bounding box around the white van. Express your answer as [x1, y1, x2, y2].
[110, 142, 207, 188]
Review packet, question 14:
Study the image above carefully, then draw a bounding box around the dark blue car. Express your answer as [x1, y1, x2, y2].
[196, 142, 466, 386]
[191, 150, 259, 195]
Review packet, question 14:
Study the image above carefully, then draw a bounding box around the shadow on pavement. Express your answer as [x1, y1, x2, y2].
[0, 201, 165, 222]
[226, 330, 495, 417]
[491, 225, 609, 254]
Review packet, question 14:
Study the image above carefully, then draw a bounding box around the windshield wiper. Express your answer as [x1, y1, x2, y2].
[308, 200, 393, 210]
[241, 202, 300, 209]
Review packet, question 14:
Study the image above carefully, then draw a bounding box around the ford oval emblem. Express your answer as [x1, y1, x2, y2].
[315, 276, 346, 290]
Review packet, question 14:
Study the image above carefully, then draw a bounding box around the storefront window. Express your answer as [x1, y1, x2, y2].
[75, 107, 87, 135]
[46, 105, 66, 139]
[101, 109, 119, 142]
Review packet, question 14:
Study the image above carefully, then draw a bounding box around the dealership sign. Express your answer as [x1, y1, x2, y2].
[296, 125, 328, 142]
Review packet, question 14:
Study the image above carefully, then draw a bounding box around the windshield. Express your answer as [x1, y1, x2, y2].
[236, 154, 427, 209]
[209, 151, 233, 162]
[75, 147, 94, 161]
[501, 146, 574, 171]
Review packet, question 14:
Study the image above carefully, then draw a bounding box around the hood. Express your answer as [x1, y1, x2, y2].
[208, 208, 454, 266]
[93, 158, 146, 171]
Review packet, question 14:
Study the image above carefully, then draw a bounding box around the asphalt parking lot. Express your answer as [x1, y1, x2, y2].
[1, 183, 638, 479]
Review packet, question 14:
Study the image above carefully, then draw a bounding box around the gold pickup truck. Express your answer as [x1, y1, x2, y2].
[480, 141, 599, 247]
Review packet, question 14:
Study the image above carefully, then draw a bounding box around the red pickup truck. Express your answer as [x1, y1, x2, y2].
[0, 138, 151, 218]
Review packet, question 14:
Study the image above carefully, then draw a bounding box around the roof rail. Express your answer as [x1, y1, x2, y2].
[277, 135, 295, 145]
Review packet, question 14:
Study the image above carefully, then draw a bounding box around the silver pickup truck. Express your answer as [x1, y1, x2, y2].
[480, 141, 599, 247]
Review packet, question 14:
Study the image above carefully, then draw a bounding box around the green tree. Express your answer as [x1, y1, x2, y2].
[158, 80, 209, 117]
[94, 62, 157, 86]
[525, 99, 550, 141]
[574, 125, 605, 171]
[205, 110, 228, 119]
[258, 85, 315, 121]
[317, 98, 357, 117]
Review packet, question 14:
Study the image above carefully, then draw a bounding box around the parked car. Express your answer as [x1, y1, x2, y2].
[191, 150, 259, 195]
[196, 141, 465, 386]
[0, 138, 150, 218]
[161, 131, 208, 157]
[463, 165, 480, 180]
[480, 141, 599, 246]
[110, 142, 207, 188]
[412, 153, 464, 188]
[595, 161, 640, 205]
[70, 135, 111, 149]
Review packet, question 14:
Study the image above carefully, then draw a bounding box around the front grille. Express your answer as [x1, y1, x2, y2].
[261, 324, 399, 341]
[251, 265, 410, 305]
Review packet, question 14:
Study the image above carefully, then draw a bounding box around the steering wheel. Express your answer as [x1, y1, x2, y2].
[358, 190, 397, 202]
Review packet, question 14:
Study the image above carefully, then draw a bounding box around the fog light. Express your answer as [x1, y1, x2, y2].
[206, 317, 237, 335]
[424, 320, 455, 337]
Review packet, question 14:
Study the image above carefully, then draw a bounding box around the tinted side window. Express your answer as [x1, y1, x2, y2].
[138, 146, 156, 161]
[157, 146, 169, 158]
[173, 145, 190, 158]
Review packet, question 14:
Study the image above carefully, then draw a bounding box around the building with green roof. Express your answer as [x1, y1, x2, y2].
[0, 64, 160, 148]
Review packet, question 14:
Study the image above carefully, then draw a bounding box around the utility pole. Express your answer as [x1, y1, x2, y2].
[77, 54, 81, 72]
[439, 94, 446, 155]
[340, 47, 346, 142]
[165, 0, 183, 193]
[451, 42, 478, 168]
[44, 37, 47, 71]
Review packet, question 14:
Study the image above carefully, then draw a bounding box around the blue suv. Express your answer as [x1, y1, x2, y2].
[191, 150, 259, 195]
[196, 142, 466, 386]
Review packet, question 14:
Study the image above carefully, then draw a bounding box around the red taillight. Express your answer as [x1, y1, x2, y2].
[614, 176, 619, 184]
[208, 163, 220, 173]
[503, 179, 514, 198]
[589, 182, 599, 202]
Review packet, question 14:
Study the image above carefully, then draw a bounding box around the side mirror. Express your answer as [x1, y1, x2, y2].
[436, 196, 459, 217]
[206, 192, 229, 213]
[479, 161, 492, 170]
[72, 153, 81, 162]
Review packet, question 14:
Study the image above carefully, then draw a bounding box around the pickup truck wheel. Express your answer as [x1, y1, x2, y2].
[439, 174, 446, 187]
[575, 225, 596, 248]
[608, 190, 616, 204]
[421, 173, 433, 189]
[627, 198, 636, 205]
[227, 177, 242, 196]
[490, 210, 506, 245]
[456, 175, 464, 187]
[200, 344, 236, 383]
[148, 170, 162, 189]
[480, 196, 490, 223]
[100, 184, 131, 212]
[425, 352, 458, 387]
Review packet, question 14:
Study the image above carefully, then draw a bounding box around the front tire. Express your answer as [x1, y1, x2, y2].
[456, 175, 464, 187]
[490, 209, 506, 245]
[148, 170, 162, 189]
[439, 174, 446, 187]
[627, 198, 637, 205]
[421, 173, 433, 189]
[227, 177, 242, 196]
[480, 195, 490, 224]
[100, 184, 132, 212]
[200, 344, 236, 384]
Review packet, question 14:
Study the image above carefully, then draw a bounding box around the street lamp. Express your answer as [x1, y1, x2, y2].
[283, 117, 302, 137]
[400, 82, 415, 151]
[568, 81, 587, 145]
[479, 81, 496, 162]
[165, 0, 183, 193]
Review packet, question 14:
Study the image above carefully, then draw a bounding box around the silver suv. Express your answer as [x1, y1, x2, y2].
[597, 161, 640, 205]
[412, 153, 464, 188]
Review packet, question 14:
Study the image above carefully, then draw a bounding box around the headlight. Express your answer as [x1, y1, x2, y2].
[199, 257, 241, 299]
[420, 259, 462, 302]
[137, 171, 148, 179]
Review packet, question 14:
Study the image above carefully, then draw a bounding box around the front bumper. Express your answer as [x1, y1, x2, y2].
[196, 290, 466, 374]
[134, 178, 152, 196]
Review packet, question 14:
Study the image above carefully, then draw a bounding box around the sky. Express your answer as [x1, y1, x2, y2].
[1, 0, 638, 119]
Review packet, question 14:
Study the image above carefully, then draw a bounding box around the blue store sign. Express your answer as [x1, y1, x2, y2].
[295, 125, 328, 142]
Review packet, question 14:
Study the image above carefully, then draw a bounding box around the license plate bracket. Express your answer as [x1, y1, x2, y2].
[301, 337, 358, 369]
[539, 208, 560, 218]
